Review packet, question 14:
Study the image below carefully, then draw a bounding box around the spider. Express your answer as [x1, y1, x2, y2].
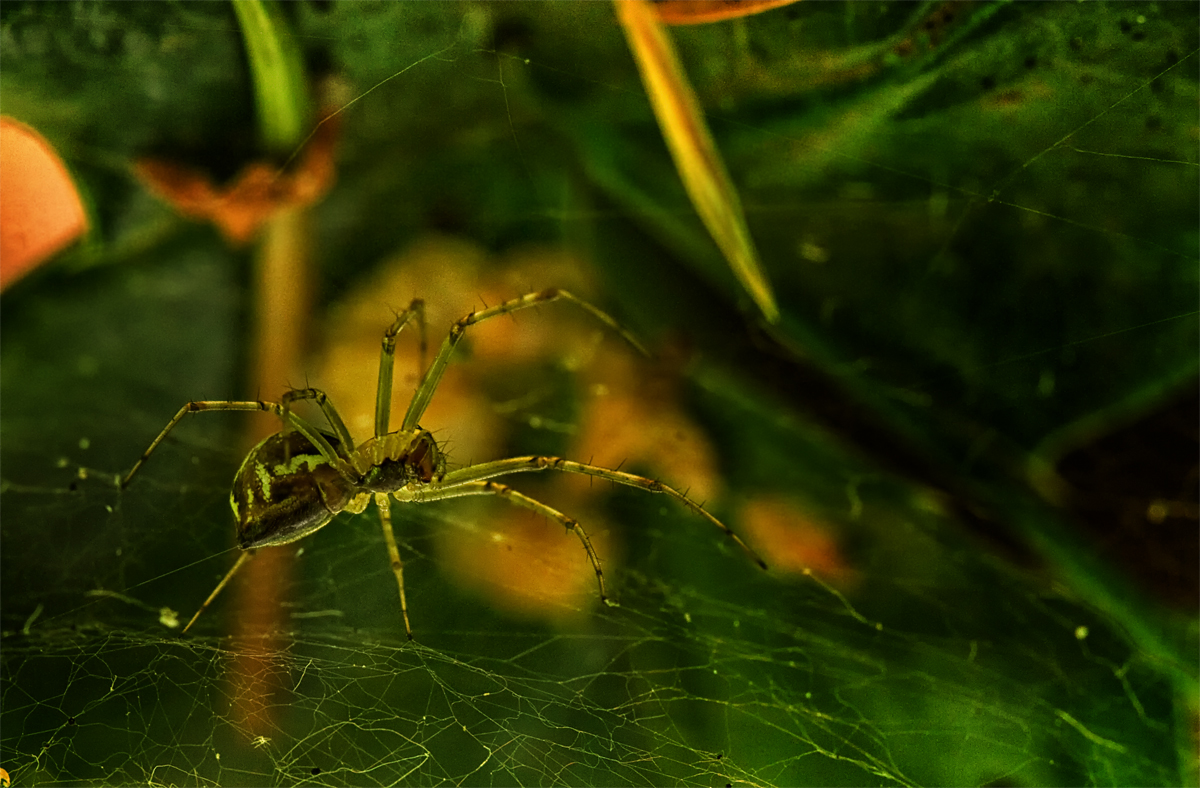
[121, 288, 766, 638]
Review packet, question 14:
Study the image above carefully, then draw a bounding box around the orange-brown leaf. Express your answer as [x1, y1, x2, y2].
[134, 115, 338, 245]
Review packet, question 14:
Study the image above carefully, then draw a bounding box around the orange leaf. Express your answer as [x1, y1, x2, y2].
[0, 117, 88, 290]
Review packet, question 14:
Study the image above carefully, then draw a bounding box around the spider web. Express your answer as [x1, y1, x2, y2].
[1, 2, 1196, 786]
[2, 488, 1179, 787]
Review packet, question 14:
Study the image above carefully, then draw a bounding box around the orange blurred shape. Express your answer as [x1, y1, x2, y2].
[315, 235, 497, 457]
[315, 236, 607, 458]
[654, 0, 800, 25]
[314, 237, 630, 627]
[313, 237, 732, 625]
[740, 495, 856, 587]
[0, 117, 88, 290]
[468, 247, 604, 367]
[134, 116, 338, 245]
[441, 507, 608, 624]
[571, 375, 720, 503]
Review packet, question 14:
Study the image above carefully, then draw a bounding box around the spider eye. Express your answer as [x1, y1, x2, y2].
[407, 434, 437, 483]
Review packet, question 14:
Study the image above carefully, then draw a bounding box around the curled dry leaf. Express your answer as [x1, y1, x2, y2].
[134, 115, 339, 245]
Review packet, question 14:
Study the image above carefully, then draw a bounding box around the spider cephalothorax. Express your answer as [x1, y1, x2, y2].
[348, 429, 442, 491]
[122, 289, 765, 638]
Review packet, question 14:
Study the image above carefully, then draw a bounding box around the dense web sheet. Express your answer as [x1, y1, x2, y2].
[1, 494, 1180, 786]
[2, 2, 1197, 786]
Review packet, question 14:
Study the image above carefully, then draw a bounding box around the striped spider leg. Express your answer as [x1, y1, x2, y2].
[121, 289, 765, 639]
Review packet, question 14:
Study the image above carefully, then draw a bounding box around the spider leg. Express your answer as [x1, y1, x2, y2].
[374, 299, 426, 437]
[398, 480, 609, 606]
[121, 400, 343, 489]
[427, 456, 767, 570]
[181, 550, 255, 633]
[281, 388, 356, 455]
[374, 493, 414, 640]
[400, 289, 647, 432]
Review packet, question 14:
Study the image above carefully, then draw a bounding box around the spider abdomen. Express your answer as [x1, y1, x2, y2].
[231, 431, 357, 549]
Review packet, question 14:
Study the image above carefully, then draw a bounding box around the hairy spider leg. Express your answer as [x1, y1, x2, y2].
[281, 387, 356, 454]
[403, 480, 609, 605]
[374, 494, 414, 639]
[374, 298, 426, 437]
[408, 455, 768, 570]
[400, 288, 648, 433]
[178, 486, 371, 636]
[120, 400, 343, 489]
[181, 550, 255, 633]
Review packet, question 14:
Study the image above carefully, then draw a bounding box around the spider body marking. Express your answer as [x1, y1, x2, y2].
[121, 289, 766, 639]
[230, 427, 441, 549]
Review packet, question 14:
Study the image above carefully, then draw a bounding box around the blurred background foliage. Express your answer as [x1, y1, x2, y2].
[1, 2, 1197, 785]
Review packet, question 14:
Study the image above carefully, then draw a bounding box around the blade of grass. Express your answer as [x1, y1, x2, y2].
[615, 0, 779, 323]
[231, 0, 308, 156]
